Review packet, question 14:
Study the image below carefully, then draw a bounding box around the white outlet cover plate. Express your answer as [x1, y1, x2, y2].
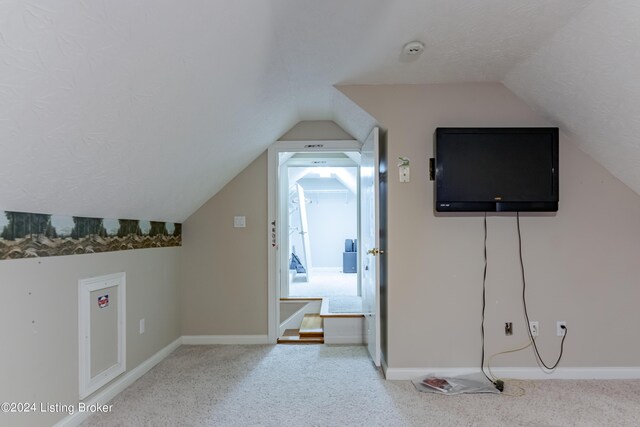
[557, 321, 567, 336]
[399, 166, 410, 182]
[529, 321, 539, 337]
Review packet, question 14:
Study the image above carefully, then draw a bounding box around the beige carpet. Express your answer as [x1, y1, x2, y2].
[328, 296, 363, 313]
[82, 345, 640, 427]
[289, 270, 357, 297]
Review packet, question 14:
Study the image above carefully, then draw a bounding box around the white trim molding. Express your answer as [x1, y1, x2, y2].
[182, 335, 269, 345]
[54, 337, 182, 427]
[490, 367, 640, 380]
[384, 366, 640, 381]
[267, 139, 363, 344]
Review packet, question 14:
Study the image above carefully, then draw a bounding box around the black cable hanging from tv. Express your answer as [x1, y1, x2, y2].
[517, 212, 567, 370]
[480, 213, 567, 391]
[480, 212, 493, 384]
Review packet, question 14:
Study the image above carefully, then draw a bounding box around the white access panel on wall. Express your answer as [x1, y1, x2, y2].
[78, 272, 126, 399]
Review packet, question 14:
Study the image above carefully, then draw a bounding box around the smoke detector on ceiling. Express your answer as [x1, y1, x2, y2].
[402, 41, 424, 56]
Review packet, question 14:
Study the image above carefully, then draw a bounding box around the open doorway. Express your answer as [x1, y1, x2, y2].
[273, 150, 365, 345]
[286, 161, 359, 297]
[268, 131, 383, 359]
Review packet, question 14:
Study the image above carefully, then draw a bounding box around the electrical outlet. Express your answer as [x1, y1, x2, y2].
[529, 321, 539, 337]
[557, 321, 566, 336]
[139, 318, 145, 334]
[399, 166, 410, 182]
[505, 322, 513, 336]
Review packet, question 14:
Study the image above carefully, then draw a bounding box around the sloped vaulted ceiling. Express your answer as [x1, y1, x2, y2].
[504, 0, 640, 197]
[0, 1, 298, 222]
[4, 0, 632, 223]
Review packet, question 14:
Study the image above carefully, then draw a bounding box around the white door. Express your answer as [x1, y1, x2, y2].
[360, 127, 381, 366]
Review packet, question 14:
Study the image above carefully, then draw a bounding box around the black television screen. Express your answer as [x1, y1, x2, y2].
[435, 128, 559, 212]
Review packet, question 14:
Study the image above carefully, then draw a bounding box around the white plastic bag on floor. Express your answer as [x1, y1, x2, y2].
[412, 372, 500, 395]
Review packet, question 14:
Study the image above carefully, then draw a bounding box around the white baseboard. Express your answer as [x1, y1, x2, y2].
[53, 336, 182, 427]
[490, 367, 640, 380]
[384, 366, 640, 381]
[384, 367, 476, 380]
[182, 335, 269, 345]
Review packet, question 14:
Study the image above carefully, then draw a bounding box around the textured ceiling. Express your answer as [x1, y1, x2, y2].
[0, 0, 607, 221]
[504, 0, 640, 197]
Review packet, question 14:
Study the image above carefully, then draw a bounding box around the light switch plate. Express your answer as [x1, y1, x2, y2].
[234, 216, 246, 228]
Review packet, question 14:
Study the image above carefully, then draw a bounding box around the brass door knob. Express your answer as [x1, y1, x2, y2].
[367, 248, 384, 256]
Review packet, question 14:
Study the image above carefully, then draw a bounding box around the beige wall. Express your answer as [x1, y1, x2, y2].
[179, 84, 640, 369]
[179, 121, 355, 336]
[0, 247, 181, 427]
[340, 83, 640, 368]
[181, 152, 268, 335]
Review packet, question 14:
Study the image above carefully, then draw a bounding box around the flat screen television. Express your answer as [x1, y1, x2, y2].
[434, 127, 559, 212]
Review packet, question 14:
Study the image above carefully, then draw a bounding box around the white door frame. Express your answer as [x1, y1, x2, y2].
[267, 140, 361, 343]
